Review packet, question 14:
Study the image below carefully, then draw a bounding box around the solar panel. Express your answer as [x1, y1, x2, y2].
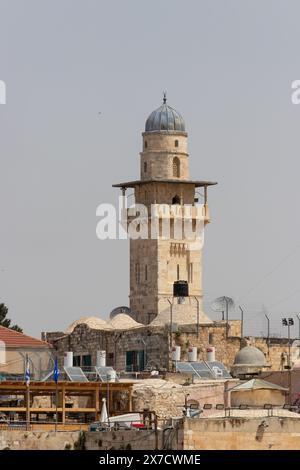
[176, 362, 203, 378]
[64, 366, 88, 382]
[191, 362, 215, 379]
[176, 362, 195, 373]
[192, 362, 209, 371]
[176, 362, 209, 379]
[176, 361, 231, 380]
[95, 366, 119, 382]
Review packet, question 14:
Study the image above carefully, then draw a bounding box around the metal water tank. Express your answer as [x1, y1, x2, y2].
[207, 346, 215, 362]
[173, 280, 189, 297]
[96, 350, 106, 367]
[172, 346, 181, 362]
[64, 351, 73, 368]
[188, 347, 197, 362]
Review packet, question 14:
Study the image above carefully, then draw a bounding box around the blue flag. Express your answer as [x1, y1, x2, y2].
[53, 357, 60, 384]
[25, 358, 30, 386]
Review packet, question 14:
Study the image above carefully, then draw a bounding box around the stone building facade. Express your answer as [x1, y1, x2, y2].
[46, 318, 298, 374]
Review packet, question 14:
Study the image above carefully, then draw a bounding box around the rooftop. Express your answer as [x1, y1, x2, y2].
[113, 179, 218, 189]
[0, 326, 51, 349]
[145, 95, 186, 133]
[230, 378, 288, 392]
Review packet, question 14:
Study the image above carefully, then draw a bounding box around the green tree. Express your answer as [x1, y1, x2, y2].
[0, 303, 23, 332]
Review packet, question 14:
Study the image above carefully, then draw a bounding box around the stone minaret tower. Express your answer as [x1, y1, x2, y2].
[114, 95, 216, 325]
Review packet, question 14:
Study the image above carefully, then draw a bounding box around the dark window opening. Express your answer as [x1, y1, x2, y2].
[73, 354, 91, 367]
[82, 354, 92, 367]
[73, 355, 81, 367]
[126, 350, 145, 372]
[145, 264, 148, 281]
[135, 263, 140, 284]
[172, 195, 181, 205]
[175, 139, 179, 147]
[144, 162, 147, 173]
[145, 141, 148, 149]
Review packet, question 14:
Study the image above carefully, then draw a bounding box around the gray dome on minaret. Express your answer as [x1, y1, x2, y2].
[145, 94, 186, 132]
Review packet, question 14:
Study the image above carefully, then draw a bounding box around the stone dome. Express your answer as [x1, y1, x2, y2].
[145, 95, 185, 133]
[108, 313, 143, 330]
[234, 346, 267, 366]
[65, 316, 113, 334]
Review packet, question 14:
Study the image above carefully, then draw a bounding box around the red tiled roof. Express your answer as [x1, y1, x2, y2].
[0, 326, 51, 348]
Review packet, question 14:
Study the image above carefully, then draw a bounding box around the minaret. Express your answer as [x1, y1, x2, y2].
[113, 96, 216, 325]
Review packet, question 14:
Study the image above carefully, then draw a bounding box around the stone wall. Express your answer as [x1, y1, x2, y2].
[260, 370, 300, 404]
[51, 323, 170, 372]
[172, 323, 240, 368]
[85, 427, 183, 450]
[140, 131, 189, 181]
[48, 320, 297, 375]
[132, 379, 228, 419]
[0, 430, 81, 450]
[184, 416, 300, 450]
[230, 389, 286, 407]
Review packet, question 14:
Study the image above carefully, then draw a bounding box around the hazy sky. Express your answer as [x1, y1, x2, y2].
[1, 0, 300, 339]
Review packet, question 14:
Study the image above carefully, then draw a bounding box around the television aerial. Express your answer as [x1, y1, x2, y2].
[109, 306, 131, 319]
[211, 296, 235, 322]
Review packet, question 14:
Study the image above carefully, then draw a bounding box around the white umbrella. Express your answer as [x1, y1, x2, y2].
[100, 397, 108, 423]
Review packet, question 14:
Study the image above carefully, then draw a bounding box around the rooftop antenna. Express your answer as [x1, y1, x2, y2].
[211, 296, 235, 338]
[265, 314, 270, 355]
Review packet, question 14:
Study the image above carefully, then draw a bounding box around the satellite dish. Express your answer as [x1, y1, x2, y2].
[211, 296, 235, 321]
[109, 306, 131, 319]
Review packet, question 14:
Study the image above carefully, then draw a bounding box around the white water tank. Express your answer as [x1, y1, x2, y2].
[107, 370, 117, 382]
[207, 346, 215, 362]
[172, 346, 181, 362]
[188, 347, 197, 362]
[64, 351, 73, 368]
[96, 350, 106, 367]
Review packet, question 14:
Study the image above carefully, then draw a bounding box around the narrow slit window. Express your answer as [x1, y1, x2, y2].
[189, 263, 193, 283]
[135, 263, 140, 284]
[173, 157, 180, 177]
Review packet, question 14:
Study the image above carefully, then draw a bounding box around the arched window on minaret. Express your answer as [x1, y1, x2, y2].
[173, 157, 180, 177]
